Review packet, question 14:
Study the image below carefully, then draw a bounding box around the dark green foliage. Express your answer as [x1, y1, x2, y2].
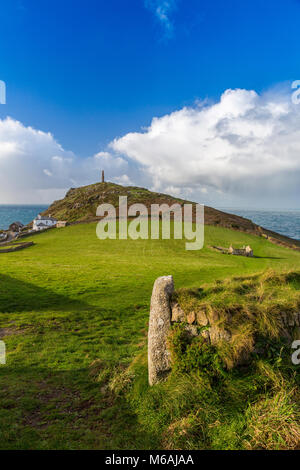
[168, 324, 224, 376]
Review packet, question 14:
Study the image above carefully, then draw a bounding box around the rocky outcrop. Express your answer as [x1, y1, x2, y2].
[148, 276, 174, 386]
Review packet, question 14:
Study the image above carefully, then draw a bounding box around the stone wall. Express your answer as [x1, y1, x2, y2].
[0, 242, 34, 254]
[148, 275, 300, 385]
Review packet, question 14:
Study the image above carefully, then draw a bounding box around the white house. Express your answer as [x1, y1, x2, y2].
[33, 214, 57, 231]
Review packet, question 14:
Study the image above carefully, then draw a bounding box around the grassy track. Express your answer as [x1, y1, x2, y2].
[0, 222, 299, 449]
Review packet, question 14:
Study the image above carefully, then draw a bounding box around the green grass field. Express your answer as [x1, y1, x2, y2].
[0, 223, 299, 449]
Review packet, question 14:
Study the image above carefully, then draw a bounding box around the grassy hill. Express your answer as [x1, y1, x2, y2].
[41, 181, 300, 250]
[0, 222, 299, 449]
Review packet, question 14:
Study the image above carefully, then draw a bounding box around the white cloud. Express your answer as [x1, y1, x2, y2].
[145, 0, 177, 38]
[2, 86, 300, 209]
[111, 174, 133, 185]
[0, 117, 128, 203]
[111, 87, 300, 207]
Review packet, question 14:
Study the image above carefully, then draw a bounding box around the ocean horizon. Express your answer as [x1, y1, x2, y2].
[0, 204, 299, 241]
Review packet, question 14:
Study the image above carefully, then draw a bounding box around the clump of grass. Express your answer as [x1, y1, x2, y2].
[218, 322, 255, 369]
[161, 411, 211, 450]
[244, 389, 300, 450]
[125, 358, 222, 449]
[108, 366, 135, 396]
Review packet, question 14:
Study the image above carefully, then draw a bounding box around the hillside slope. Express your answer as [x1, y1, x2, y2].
[42, 182, 300, 250]
[0, 223, 300, 449]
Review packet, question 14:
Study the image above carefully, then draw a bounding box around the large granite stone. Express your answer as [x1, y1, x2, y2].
[148, 276, 174, 386]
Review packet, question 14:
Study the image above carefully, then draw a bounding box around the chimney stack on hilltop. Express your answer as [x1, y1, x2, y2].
[101, 170, 105, 183]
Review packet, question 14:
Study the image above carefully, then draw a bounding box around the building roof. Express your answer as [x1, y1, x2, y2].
[35, 215, 57, 222]
[9, 221, 24, 227]
[9, 221, 24, 232]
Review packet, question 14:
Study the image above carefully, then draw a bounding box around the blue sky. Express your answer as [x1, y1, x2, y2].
[1, 0, 300, 207]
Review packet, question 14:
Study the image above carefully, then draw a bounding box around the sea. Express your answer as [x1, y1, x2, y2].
[0, 205, 299, 242]
[0, 205, 48, 231]
[218, 208, 300, 241]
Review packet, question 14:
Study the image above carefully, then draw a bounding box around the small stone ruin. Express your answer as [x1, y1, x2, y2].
[228, 245, 253, 257]
[212, 245, 253, 257]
